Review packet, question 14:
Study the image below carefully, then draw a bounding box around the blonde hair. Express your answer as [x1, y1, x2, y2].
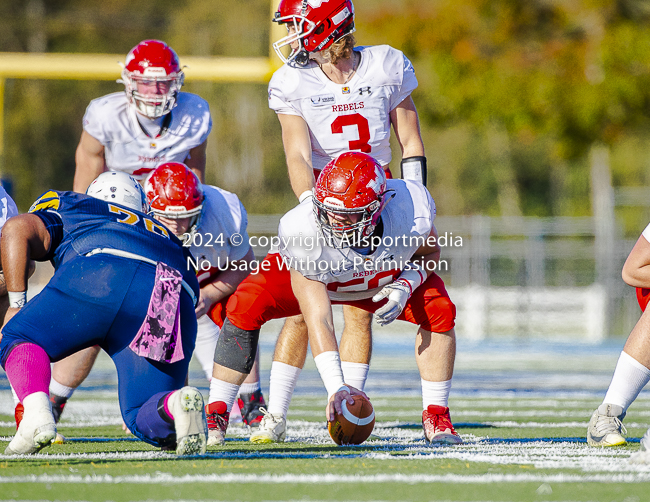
[323, 34, 356, 65]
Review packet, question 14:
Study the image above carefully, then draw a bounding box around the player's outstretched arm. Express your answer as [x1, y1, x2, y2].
[184, 140, 207, 183]
[195, 247, 255, 317]
[622, 235, 650, 287]
[278, 114, 316, 200]
[73, 131, 106, 193]
[290, 268, 364, 419]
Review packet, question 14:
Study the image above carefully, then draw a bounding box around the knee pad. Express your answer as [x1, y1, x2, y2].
[213, 319, 259, 374]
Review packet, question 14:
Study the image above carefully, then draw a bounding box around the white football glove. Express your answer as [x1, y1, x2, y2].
[372, 279, 412, 326]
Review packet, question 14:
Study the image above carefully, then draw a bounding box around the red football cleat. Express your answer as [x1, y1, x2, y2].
[422, 405, 462, 444]
[205, 401, 229, 446]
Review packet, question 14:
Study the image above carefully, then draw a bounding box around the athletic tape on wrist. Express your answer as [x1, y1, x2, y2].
[400, 156, 427, 186]
[8, 291, 26, 309]
[398, 263, 426, 295]
[314, 351, 345, 398]
[299, 190, 313, 203]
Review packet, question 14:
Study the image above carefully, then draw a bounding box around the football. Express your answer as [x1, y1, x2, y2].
[328, 394, 375, 445]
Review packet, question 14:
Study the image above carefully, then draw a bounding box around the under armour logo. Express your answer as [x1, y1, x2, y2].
[358, 87, 372, 95]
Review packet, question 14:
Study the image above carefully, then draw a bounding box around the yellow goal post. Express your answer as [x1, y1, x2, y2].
[0, 0, 285, 163]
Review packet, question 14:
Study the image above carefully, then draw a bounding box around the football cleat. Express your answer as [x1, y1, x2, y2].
[249, 408, 286, 444]
[205, 401, 229, 446]
[5, 392, 56, 455]
[238, 389, 266, 428]
[49, 394, 68, 423]
[168, 387, 207, 455]
[422, 405, 462, 445]
[14, 403, 24, 430]
[587, 403, 627, 447]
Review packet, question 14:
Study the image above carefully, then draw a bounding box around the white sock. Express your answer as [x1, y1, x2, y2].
[421, 378, 452, 409]
[10, 384, 19, 406]
[267, 361, 302, 417]
[194, 315, 220, 382]
[239, 381, 261, 395]
[341, 361, 369, 391]
[603, 351, 650, 411]
[49, 379, 76, 399]
[208, 379, 240, 413]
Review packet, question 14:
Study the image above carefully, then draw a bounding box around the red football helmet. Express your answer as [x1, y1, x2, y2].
[121, 40, 185, 118]
[314, 152, 390, 248]
[273, 0, 355, 66]
[144, 162, 203, 230]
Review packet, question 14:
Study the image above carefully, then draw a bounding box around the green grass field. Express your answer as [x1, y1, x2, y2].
[1, 338, 650, 501]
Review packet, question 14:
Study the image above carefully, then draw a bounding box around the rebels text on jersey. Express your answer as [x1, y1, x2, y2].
[268, 45, 417, 171]
[277, 179, 435, 301]
[188, 185, 251, 286]
[82, 92, 212, 181]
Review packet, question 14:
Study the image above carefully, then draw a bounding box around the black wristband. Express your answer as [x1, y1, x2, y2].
[400, 156, 427, 186]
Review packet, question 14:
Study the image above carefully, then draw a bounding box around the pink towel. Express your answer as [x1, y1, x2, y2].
[129, 262, 184, 364]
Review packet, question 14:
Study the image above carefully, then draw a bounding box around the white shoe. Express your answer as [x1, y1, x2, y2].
[587, 403, 627, 447]
[5, 392, 56, 455]
[168, 387, 207, 455]
[249, 408, 286, 444]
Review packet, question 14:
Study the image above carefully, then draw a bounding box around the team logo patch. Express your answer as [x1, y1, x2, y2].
[29, 191, 60, 213]
[342, 87, 350, 94]
[150, 142, 156, 148]
[310, 93, 336, 106]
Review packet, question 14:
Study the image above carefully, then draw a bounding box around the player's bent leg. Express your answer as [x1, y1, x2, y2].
[2, 343, 56, 455]
[587, 404, 627, 447]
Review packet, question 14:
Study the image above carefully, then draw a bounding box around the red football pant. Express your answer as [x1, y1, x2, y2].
[209, 253, 455, 333]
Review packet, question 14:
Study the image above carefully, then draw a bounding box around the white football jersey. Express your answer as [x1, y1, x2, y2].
[0, 185, 19, 234]
[190, 185, 251, 287]
[82, 92, 212, 181]
[268, 45, 417, 171]
[277, 179, 435, 301]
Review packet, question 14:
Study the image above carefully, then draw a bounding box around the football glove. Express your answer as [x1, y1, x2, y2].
[372, 279, 411, 326]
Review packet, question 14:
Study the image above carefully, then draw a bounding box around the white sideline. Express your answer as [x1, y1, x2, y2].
[1, 472, 650, 484]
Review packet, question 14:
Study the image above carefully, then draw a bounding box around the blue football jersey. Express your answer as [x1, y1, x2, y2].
[28, 190, 199, 296]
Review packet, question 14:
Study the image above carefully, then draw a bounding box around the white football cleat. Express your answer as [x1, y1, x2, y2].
[168, 387, 208, 455]
[5, 392, 56, 455]
[249, 408, 286, 444]
[587, 403, 627, 447]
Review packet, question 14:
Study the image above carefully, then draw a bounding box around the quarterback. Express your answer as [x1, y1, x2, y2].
[207, 152, 461, 446]
[0, 172, 206, 455]
[257, 0, 432, 442]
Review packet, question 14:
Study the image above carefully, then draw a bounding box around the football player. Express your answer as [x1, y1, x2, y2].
[74, 39, 211, 189]
[43, 41, 264, 426]
[587, 225, 650, 447]
[1, 172, 206, 455]
[251, 0, 434, 443]
[207, 152, 461, 446]
[144, 162, 266, 436]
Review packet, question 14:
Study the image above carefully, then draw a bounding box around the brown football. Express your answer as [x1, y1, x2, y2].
[328, 394, 375, 445]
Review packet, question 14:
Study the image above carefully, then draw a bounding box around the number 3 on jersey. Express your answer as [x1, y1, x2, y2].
[331, 113, 371, 153]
